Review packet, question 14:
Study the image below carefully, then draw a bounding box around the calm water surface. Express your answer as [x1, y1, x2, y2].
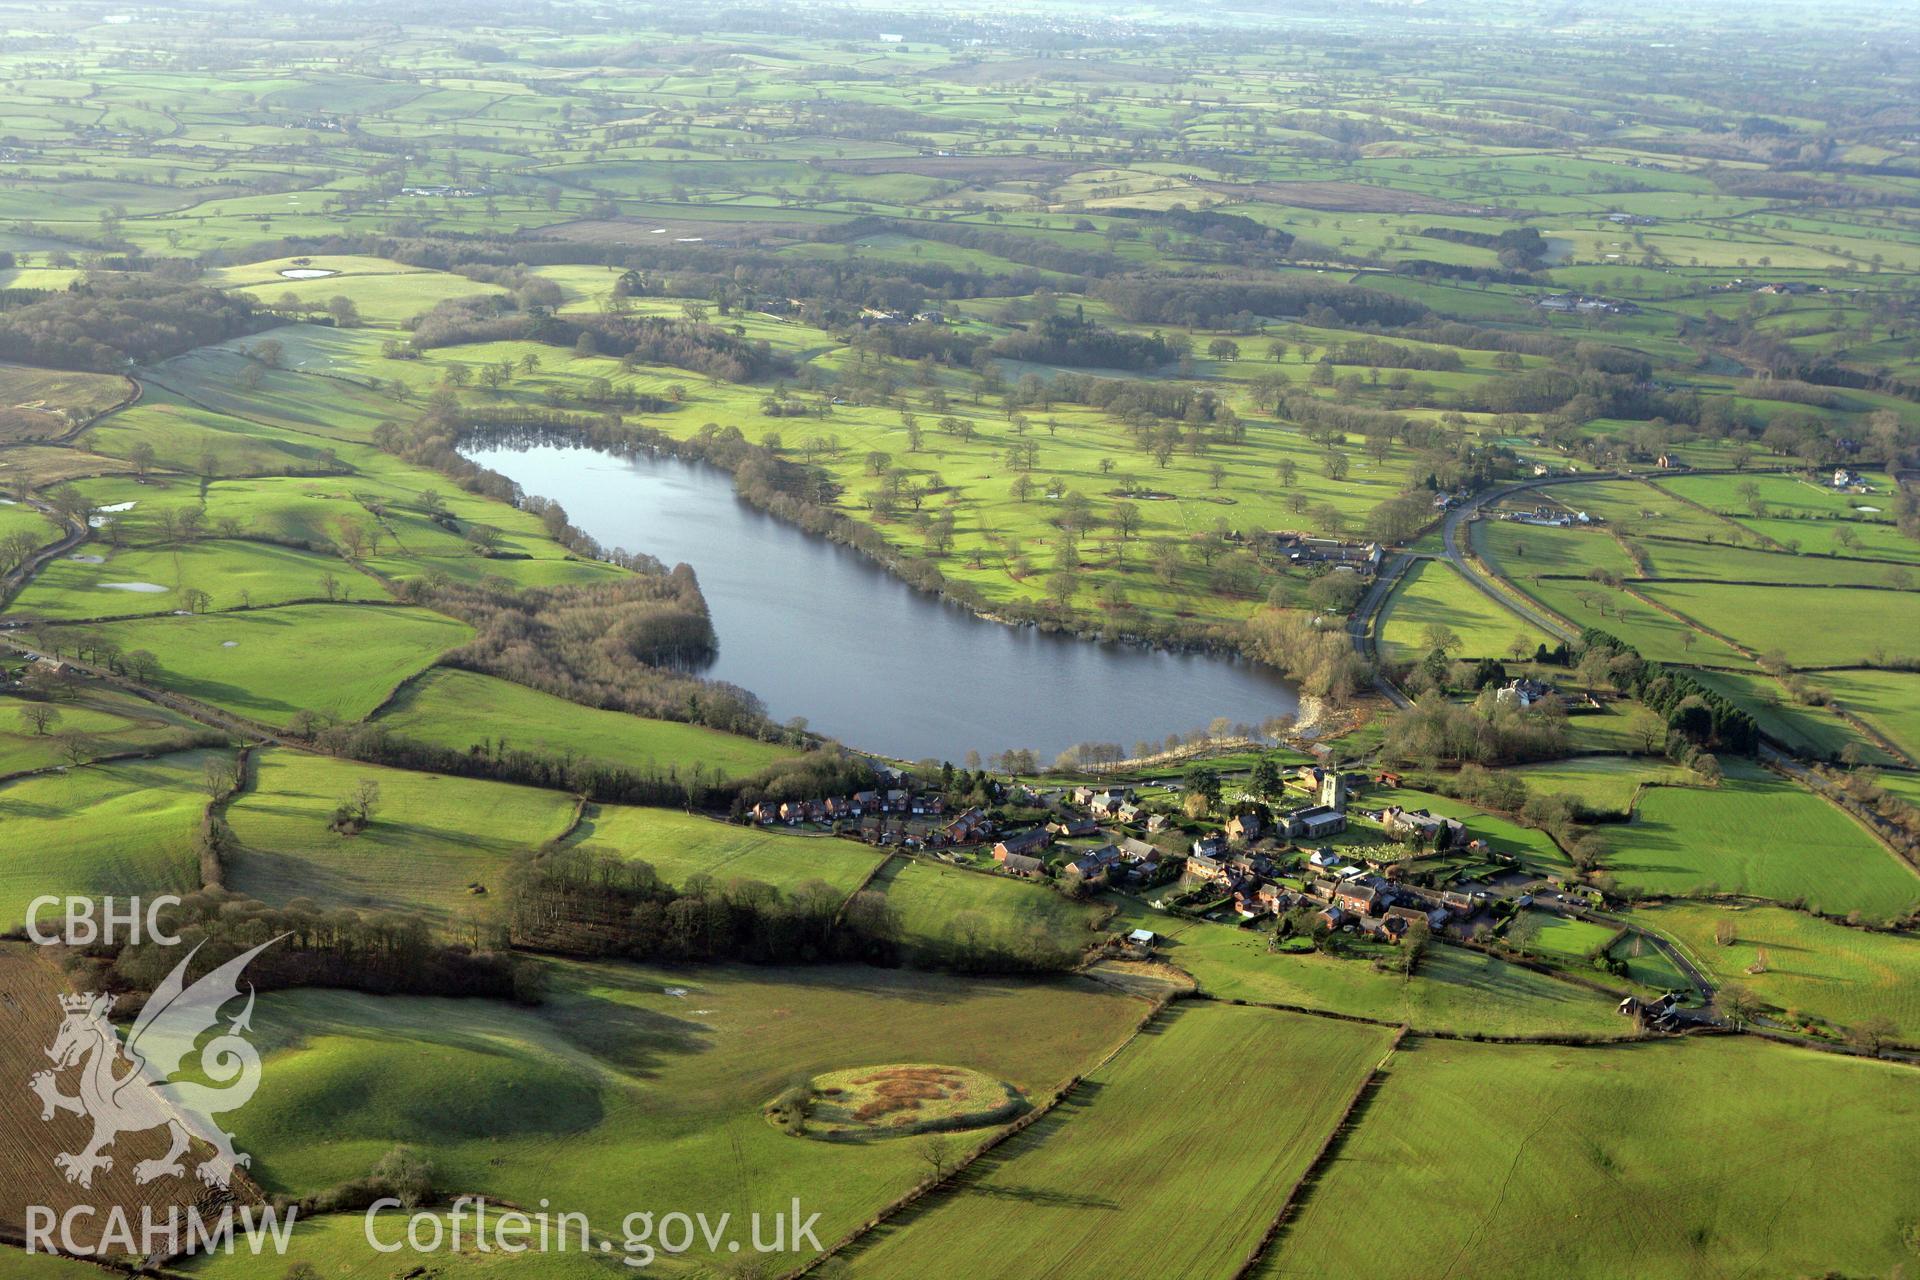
[464, 441, 1300, 762]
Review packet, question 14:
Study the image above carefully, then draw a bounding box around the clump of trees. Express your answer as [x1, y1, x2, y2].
[1243, 609, 1370, 705]
[504, 845, 901, 966]
[1381, 691, 1572, 766]
[1579, 628, 1758, 754]
[0, 276, 272, 370]
[988, 313, 1178, 371]
[85, 889, 535, 1004]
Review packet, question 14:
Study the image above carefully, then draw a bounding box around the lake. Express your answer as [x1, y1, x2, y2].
[462, 441, 1301, 762]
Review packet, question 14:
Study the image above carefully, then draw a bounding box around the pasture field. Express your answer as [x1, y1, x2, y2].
[1635, 581, 1920, 666]
[1596, 766, 1919, 919]
[177, 1212, 615, 1279]
[1806, 667, 1920, 762]
[1267, 1038, 1920, 1280]
[1508, 755, 1698, 816]
[225, 748, 578, 917]
[0, 684, 213, 774]
[1519, 910, 1619, 964]
[0, 497, 59, 545]
[842, 1003, 1394, 1280]
[76, 603, 472, 727]
[376, 667, 793, 780]
[1687, 668, 1894, 765]
[873, 857, 1113, 968]
[1474, 518, 1639, 581]
[0, 750, 222, 931]
[1519, 573, 1753, 667]
[562, 802, 887, 895]
[1605, 930, 1692, 992]
[10, 539, 381, 619]
[1637, 902, 1920, 1042]
[1100, 899, 1626, 1037]
[224, 961, 1146, 1272]
[0, 363, 126, 443]
[1378, 557, 1553, 663]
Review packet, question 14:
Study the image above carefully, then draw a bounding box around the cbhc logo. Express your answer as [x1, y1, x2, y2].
[25, 896, 182, 946]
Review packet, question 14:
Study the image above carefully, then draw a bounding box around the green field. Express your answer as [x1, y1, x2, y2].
[563, 801, 887, 895]
[224, 961, 1146, 1272]
[1520, 910, 1620, 965]
[874, 857, 1112, 968]
[845, 1003, 1394, 1279]
[1638, 901, 1920, 1042]
[1597, 766, 1919, 919]
[1637, 581, 1919, 666]
[11, 539, 381, 619]
[225, 748, 578, 917]
[1101, 898, 1626, 1037]
[377, 667, 793, 780]
[0, 685, 213, 774]
[1269, 1038, 1920, 1280]
[1379, 557, 1554, 664]
[78, 604, 472, 727]
[1509, 755, 1698, 816]
[0, 750, 221, 930]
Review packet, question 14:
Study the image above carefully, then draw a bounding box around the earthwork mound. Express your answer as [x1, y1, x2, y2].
[767, 1063, 1026, 1140]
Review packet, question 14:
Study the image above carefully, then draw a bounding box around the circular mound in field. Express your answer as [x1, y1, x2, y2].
[767, 1064, 1025, 1141]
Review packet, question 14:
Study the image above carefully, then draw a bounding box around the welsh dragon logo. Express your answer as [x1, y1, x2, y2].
[28, 937, 284, 1190]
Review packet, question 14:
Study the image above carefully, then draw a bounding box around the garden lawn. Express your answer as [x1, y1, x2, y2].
[843, 1003, 1394, 1280]
[81, 603, 471, 727]
[1267, 1037, 1920, 1280]
[377, 667, 793, 780]
[225, 748, 577, 918]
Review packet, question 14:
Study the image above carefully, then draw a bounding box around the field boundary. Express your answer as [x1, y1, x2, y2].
[1228, 1026, 1407, 1278]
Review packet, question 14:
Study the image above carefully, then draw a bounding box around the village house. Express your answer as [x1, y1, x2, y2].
[1256, 883, 1293, 915]
[1064, 844, 1125, 884]
[1085, 788, 1132, 818]
[999, 851, 1046, 879]
[1145, 812, 1171, 833]
[1382, 806, 1467, 849]
[1384, 904, 1447, 941]
[1272, 533, 1383, 577]
[1495, 677, 1552, 709]
[993, 828, 1053, 862]
[1336, 882, 1383, 917]
[1317, 905, 1347, 931]
[1048, 815, 1100, 839]
[1225, 813, 1262, 844]
[1440, 890, 1481, 919]
[1192, 833, 1227, 861]
[944, 807, 991, 843]
[1115, 801, 1146, 825]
